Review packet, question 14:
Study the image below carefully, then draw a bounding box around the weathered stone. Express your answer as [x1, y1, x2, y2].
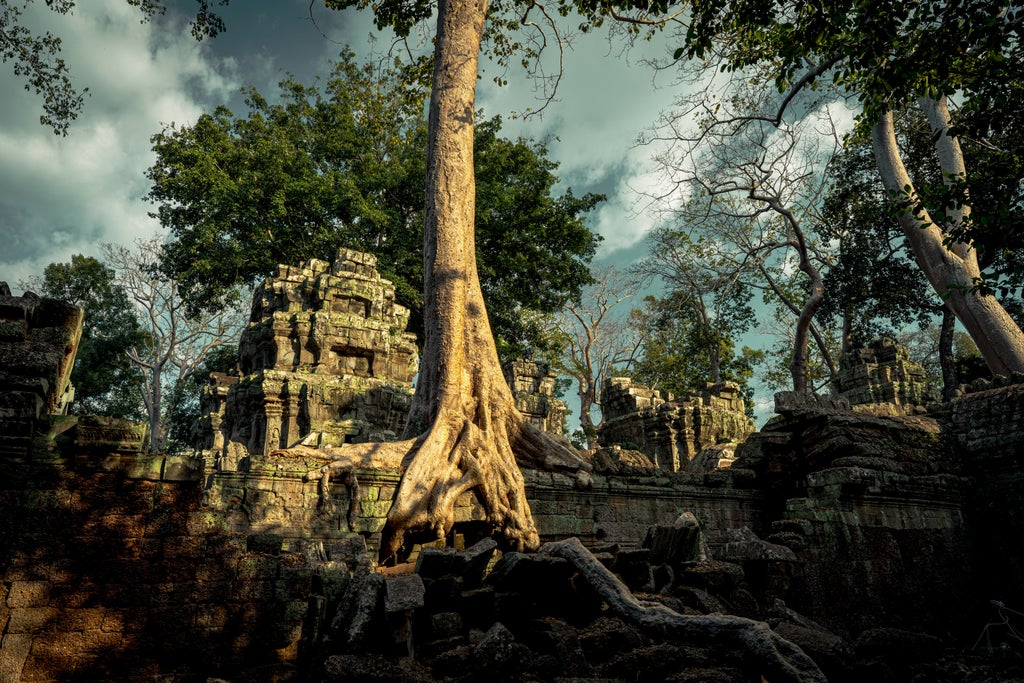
[836, 338, 939, 409]
[196, 248, 418, 461]
[384, 574, 425, 614]
[502, 359, 567, 435]
[598, 378, 754, 472]
[719, 527, 798, 563]
[473, 621, 520, 665]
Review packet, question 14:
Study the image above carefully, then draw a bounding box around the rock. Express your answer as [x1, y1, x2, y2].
[384, 574, 425, 614]
[473, 621, 520, 666]
[854, 627, 943, 663]
[322, 653, 432, 682]
[719, 527, 798, 563]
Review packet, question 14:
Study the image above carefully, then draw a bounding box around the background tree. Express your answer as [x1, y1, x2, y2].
[555, 267, 642, 449]
[634, 226, 758, 386]
[646, 92, 842, 392]
[103, 237, 242, 453]
[147, 51, 602, 358]
[24, 255, 147, 418]
[1, 0, 228, 134]
[165, 343, 237, 453]
[631, 293, 762, 416]
[676, 0, 1024, 376]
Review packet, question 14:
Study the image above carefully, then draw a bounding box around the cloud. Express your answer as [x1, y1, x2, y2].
[0, 0, 239, 291]
[475, 27, 685, 259]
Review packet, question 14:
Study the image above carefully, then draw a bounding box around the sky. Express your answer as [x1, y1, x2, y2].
[0, 0, 679, 286]
[0, 0, 783, 422]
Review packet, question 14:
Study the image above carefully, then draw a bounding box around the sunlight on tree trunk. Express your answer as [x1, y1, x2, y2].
[304, 0, 585, 562]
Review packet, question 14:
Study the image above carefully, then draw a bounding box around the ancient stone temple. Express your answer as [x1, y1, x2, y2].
[0, 283, 82, 456]
[194, 249, 418, 467]
[502, 359, 567, 435]
[836, 337, 939, 409]
[597, 377, 755, 472]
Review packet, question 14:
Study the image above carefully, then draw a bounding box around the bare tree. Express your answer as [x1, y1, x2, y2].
[645, 87, 843, 392]
[103, 236, 242, 453]
[557, 267, 642, 449]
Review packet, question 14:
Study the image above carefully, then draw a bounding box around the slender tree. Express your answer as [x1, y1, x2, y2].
[556, 267, 643, 449]
[104, 237, 242, 453]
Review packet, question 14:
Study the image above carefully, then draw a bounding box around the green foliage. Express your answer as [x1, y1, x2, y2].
[165, 343, 237, 453]
[631, 292, 762, 416]
[815, 113, 939, 347]
[676, 0, 1024, 286]
[32, 255, 147, 418]
[148, 50, 601, 359]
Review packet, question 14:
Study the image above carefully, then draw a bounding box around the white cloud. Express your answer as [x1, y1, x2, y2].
[0, 0, 239, 291]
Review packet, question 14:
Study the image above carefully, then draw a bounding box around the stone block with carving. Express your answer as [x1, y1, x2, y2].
[0, 284, 82, 457]
[502, 359, 566, 435]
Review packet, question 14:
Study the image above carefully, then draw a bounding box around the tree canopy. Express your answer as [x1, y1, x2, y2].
[148, 50, 602, 358]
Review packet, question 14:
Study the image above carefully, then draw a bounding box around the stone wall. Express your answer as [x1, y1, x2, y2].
[598, 378, 755, 472]
[0, 419, 318, 682]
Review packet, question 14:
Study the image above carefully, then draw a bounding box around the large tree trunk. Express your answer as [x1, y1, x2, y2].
[303, 0, 584, 562]
[872, 102, 1024, 375]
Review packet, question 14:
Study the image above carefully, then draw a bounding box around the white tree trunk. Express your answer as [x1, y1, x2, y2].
[871, 103, 1024, 375]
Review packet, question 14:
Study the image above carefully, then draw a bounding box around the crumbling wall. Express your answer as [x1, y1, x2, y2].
[0, 283, 82, 457]
[836, 337, 939, 409]
[0, 419, 318, 683]
[598, 378, 755, 472]
[502, 359, 567, 435]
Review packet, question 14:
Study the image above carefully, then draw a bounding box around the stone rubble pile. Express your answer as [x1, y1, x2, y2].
[836, 337, 939, 409]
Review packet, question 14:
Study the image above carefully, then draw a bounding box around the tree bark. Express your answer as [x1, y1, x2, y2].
[939, 304, 958, 402]
[871, 103, 1024, 375]
[306, 0, 585, 561]
[541, 538, 827, 683]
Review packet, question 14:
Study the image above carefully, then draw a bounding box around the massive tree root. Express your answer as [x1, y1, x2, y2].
[541, 537, 827, 683]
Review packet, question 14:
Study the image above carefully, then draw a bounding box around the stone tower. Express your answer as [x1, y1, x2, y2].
[194, 249, 419, 468]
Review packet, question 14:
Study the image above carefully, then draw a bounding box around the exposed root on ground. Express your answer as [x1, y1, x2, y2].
[541, 537, 828, 683]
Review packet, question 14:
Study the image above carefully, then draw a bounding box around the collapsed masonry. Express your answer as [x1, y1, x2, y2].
[597, 377, 755, 472]
[503, 358, 567, 435]
[836, 337, 939, 409]
[0, 282, 82, 456]
[194, 249, 419, 468]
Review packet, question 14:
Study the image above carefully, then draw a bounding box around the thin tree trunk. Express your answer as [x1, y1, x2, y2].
[872, 103, 1024, 375]
[940, 304, 958, 402]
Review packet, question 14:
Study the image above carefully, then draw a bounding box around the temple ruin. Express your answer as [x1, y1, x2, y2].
[194, 249, 419, 468]
[4, 267, 1024, 681]
[597, 377, 755, 472]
